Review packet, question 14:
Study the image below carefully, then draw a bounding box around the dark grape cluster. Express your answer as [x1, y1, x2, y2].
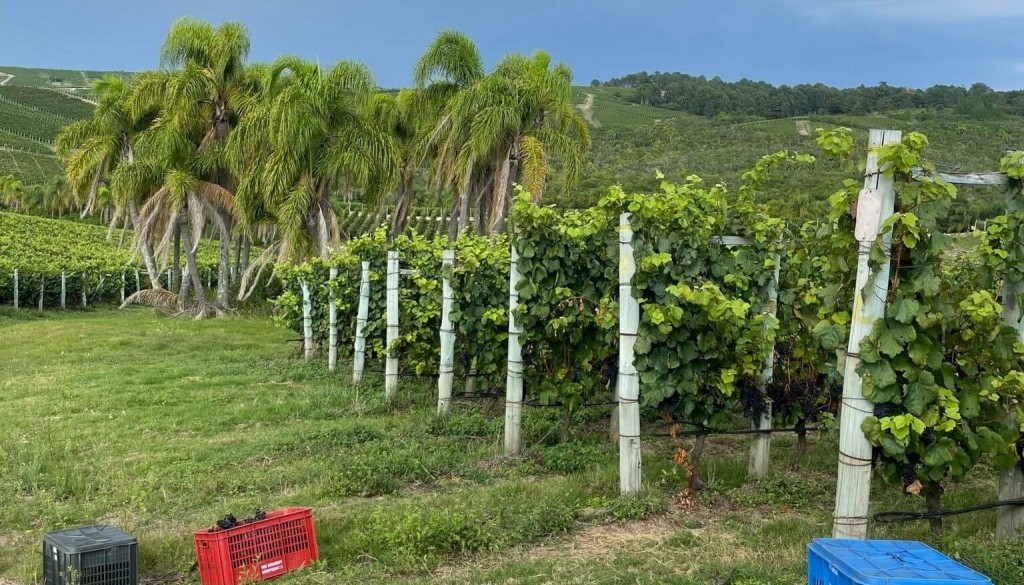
[208, 509, 268, 532]
[739, 381, 768, 420]
[873, 402, 898, 418]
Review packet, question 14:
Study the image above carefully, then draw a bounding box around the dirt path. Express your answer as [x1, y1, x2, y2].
[576, 92, 600, 127]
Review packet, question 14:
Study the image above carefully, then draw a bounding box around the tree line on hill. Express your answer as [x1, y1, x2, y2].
[598, 71, 1019, 119]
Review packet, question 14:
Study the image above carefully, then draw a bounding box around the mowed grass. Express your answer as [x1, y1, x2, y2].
[1, 309, 1022, 584]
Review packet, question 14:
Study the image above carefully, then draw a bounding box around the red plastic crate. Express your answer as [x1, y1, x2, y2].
[193, 507, 319, 585]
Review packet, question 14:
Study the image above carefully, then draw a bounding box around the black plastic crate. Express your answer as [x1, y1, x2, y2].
[43, 525, 138, 585]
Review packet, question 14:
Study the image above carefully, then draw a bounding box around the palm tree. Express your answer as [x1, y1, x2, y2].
[56, 75, 164, 288]
[416, 33, 590, 234]
[463, 51, 591, 232]
[370, 90, 425, 235]
[414, 31, 486, 234]
[228, 56, 398, 259]
[129, 17, 250, 307]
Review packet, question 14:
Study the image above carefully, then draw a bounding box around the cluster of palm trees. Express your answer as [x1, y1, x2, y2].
[55, 19, 589, 316]
[0, 175, 73, 217]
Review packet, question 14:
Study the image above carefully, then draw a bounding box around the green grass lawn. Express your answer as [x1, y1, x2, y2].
[0, 309, 1022, 584]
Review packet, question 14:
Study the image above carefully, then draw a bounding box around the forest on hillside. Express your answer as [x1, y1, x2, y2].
[601, 71, 1019, 119]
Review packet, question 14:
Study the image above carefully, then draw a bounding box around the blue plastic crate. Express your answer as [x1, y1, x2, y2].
[808, 539, 991, 585]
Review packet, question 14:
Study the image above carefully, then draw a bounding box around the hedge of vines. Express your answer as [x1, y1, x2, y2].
[273, 131, 1024, 506]
[852, 134, 1024, 504]
[275, 228, 509, 381]
[0, 211, 220, 307]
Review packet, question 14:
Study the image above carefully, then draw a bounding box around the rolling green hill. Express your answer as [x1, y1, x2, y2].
[0, 67, 108, 182]
[566, 86, 1024, 230]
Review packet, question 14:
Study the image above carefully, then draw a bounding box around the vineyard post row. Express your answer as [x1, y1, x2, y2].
[9, 268, 145, 310]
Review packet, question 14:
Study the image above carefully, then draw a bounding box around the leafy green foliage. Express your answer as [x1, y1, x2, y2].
[511, 193, 619, 411]
[857, 134, 1024, 492]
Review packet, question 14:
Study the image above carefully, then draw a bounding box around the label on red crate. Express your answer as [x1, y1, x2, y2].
[260, 560, 285, 577]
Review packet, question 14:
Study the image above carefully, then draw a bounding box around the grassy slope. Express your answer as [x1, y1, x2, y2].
[1, 310, 1022, 584]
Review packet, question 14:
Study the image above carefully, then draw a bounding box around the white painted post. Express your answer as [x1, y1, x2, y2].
[81, 274, 87, 308]
[997, 276, 1024, 537]
[38, 276, 44, 311]
[166, 269, 172, 289]
[134, 270, 140, 293]
[617, 213, 642, 493]
[120, 272, 126, 304]
[328, 267, 339, 373]
[503, 242, 525, 456]
[385, 251, 399, 404]
[61, 271, 66, 309]
[833, 129, 901, 539]
[438, 250, 456, 415]
[12, 269, 18, 309]
[353, 261, 370, 385]
[300, 279, 313, 362]
[748, 253, 781, 479]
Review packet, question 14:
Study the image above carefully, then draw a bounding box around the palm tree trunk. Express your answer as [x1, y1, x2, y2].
[489, 143, 518, 234]
[240, 236, 250, 273]
[447, 198, 461, 239]
[458, 165, 472, 231]
[179, 207, 210, 314]
[173, 220, 182, 292]
[212, 210, 232, 308]
[391, 170, 414, 236]
[128, 200, 162, 289]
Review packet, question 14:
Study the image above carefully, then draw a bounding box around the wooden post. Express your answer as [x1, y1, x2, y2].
[82, 274, 87, 308]
[438, 250, 456, 415]
[833, 129, 901, 539]
[166, 269, 172, 289]
[38, 276, 44, 311]
[300, 279, 313, 362]
[120, 272, 126, 304]
[134, 270, 140, 293]
[328, 267, 339, 373]
[12, 269, 18, 309]
[353, 261, 370, 385]
[748, 252, 781, 479]
[61, 271, 66, 310]
[503, 241, 525, 455]
[617, 213, 642, 493]
[385, 251, 399, 403]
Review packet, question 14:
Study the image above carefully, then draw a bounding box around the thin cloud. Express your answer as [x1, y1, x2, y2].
[794, 0, 1024, 24]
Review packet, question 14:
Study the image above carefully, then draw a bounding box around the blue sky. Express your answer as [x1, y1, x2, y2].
[2, 0, 1023, 90]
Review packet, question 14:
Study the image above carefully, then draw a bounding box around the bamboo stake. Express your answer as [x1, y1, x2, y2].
[833, 129, 901, 539]
[12, 269, 18, 309]
[61, 271, 66, 309]
[617, 213, 642, 493]
[503, 242, 524, 455]
[438, 250, 456, 415]
[353, 261, 370, 385]
[385, 251, 399, 404]
[328, 267, 338, 373]
[300, 279, 313, 362]
[748, 252, 781, 478]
